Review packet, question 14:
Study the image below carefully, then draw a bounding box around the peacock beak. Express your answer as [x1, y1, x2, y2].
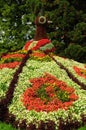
[47, 20, 53, 24]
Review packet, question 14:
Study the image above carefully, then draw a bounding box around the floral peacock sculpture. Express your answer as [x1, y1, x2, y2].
[0, 14, 86, 130]
[23, 15, 55, 53]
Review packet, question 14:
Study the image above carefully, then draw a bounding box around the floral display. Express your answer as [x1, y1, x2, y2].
[30, 51, 47, 58]
[7, 57, 86, 130]
[54, 56, 86, 85]
[0, 52, 26, 69]
[30, 51, 51, 61]
[23, 38, 55, 52]
[73, 66, 86, 79]
[21, 73, 78, 112]
[1, 53, 25, 59]
[0, 61, 21, 69]
[0, 47, 86, 130]
[0, 68, 16, 99]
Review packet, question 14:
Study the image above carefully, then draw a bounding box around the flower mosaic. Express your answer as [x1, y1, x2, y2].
[73, 66, 86, 79]
[0, 44, 86, 130]
[0, 52, 26, 69]
[21, 73, 78, 112]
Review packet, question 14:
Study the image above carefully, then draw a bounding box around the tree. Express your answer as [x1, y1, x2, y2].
[0, 0, 86, 62]
[42, 0, 86, 45]
[0, 0, 35, 53]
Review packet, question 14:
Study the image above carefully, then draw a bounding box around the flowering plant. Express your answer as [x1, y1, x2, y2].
[0, 68, 16, 99]
[1, 53, 25, 59]
[21, 73, 78, 112]
[0, 61, 21, 69]
[0, 52, 25, 69]
[23, 39, 55, 52]
[8, 58, 86, 130]
[73, 66, 86, 79]
[30, 51, 51, 61]
[54, 56, 86, 85]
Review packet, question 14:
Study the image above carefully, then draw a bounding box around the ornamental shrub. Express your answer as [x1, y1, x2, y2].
[63, 44, 86, 63]
[52, 40, 65, 54]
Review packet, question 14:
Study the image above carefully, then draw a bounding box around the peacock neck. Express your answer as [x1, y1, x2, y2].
[34, 25, 48, 41]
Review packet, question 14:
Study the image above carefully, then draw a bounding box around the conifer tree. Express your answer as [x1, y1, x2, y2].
[0, 0, 86, 62]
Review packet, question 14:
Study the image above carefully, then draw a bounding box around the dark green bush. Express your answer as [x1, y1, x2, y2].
[62, 44, 86, 63]
[52, 40, 65, 54]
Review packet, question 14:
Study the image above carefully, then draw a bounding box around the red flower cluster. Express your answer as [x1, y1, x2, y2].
[30, 51, 51, 61]
[31, 51, 46, 58]
[0, 61, 21, 69]
[2, 53, 25, 59]
[21, 73, 78, 112]
[23, 40, 34, 50]
[23, 39, 55, 52]
[0, 53, 25, 69]
[32, 39, 50, 50]
[73, 66, 86, 79]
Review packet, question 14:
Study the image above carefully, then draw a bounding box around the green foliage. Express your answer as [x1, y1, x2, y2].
[64, 44, 86, 63]
[0, 122, 17, 130]
[57, 90, 69, 102]
[40, 0, 86, 55]
[0, 0, 86, 62]
[0, 57, 22, 64]
[0, 83, 7, 91]
[69, 22, 86, 45]
[78, 125, 86, 130]
[36, 85, 50, 102]
[52, 40, 65, 54]
[0, 0, 35, 53]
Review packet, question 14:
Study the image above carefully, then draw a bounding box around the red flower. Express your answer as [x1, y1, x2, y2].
[23, 40, 33, 50]
[60, 86, 75, 94]
[69, 93, 78, 100]
[63, 101, 73, 108]
[23, 39, 55, 52]
[46, 86, 55, 94]
[0, 61, 21, 69]
[73, 66, 86, 79]
[31, 51, 46, 58]
[2, 53, 25, 59]
[32, 39, 51, 50]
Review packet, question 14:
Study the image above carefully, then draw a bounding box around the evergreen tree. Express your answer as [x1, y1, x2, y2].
[0, 0, 35, 53]
[0, 0, 86, 62]
[42, 0, 86, 45]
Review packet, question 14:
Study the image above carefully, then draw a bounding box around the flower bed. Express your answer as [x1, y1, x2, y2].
[0, 50, 86, 129]
[73, 66, 86, 79]
[54, 56, 86, 85]
[0, 68, 16, 100]
[8, 58, 86, 130]
[0, 51, 26, 69]
[23, 39, 55, 52]
[29, 51, 51, 61]
[0, 51, 27, 99]
[21, 73, 78, 112]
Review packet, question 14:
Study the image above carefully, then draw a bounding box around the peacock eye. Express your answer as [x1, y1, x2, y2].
[38, 16, 46, 24]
